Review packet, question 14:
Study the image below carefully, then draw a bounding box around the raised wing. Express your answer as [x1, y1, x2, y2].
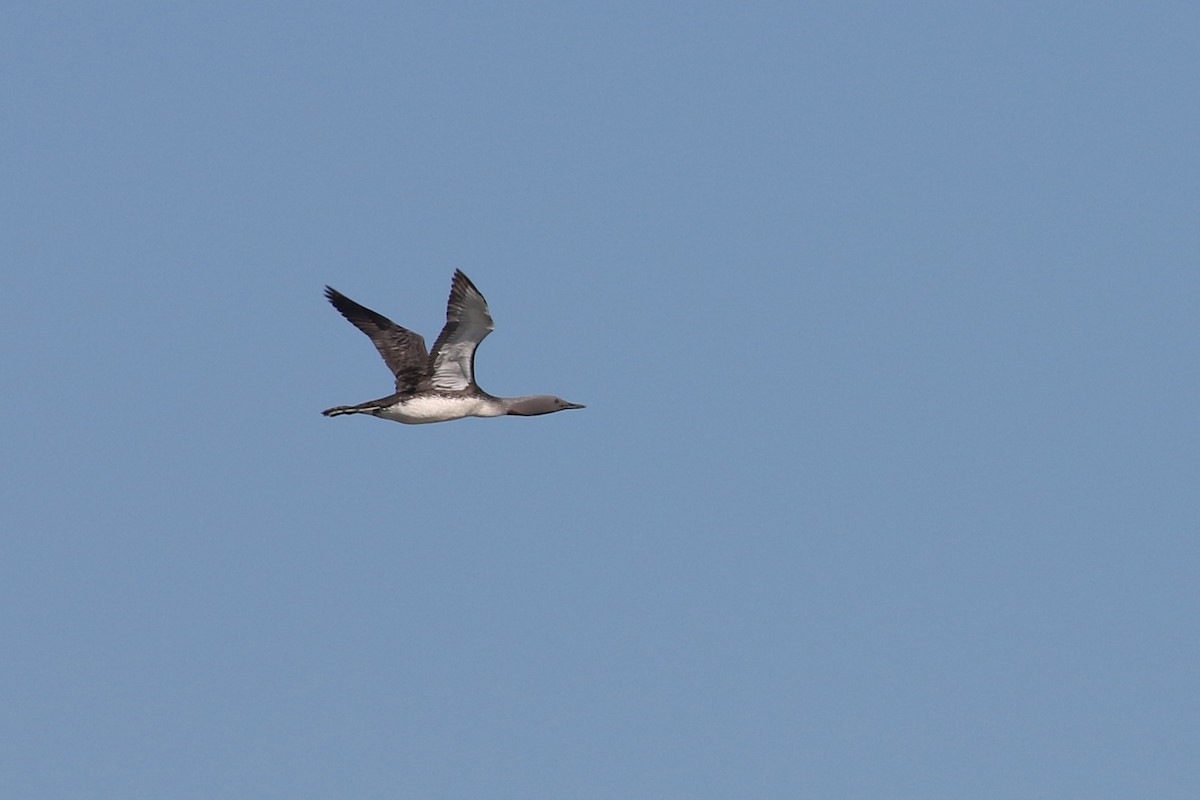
[325, 286, 429, 393]
[428, 270, 495, 392]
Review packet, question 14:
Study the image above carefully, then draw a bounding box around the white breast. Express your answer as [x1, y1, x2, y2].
[377, 394, 503, 424]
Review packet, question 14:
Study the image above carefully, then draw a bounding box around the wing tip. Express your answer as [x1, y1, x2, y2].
[451, 270, 484, 297]
[446, 270, 490, 323]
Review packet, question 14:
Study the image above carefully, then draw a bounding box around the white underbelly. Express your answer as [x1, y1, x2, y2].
[378, 394, 501, 424]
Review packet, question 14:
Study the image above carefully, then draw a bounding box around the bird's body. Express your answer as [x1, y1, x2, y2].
[322, 271, 583, 425]
[324, 391, 507, 424]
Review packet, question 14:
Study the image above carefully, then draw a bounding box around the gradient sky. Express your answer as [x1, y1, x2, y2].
[3, 3, 1198, 798]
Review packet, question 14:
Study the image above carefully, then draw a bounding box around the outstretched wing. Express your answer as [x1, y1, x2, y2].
[427, 270, 495, 392]
[325, 286, 429, 393]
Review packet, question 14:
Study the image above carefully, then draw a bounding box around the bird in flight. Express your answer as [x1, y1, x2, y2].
[322, 271, 584, 425]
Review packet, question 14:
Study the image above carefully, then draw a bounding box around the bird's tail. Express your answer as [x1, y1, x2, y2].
[322, 403, 383, 418]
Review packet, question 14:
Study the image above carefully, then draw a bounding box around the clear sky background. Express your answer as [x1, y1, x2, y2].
[3, 3, 1197, 798]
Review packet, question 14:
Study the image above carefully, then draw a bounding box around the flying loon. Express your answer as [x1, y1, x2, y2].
[322, 271, 585, 425]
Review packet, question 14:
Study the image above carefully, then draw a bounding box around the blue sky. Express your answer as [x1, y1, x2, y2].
[3, 3, 1197, 797]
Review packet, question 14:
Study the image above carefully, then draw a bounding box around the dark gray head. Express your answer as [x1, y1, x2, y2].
[504, 396, 586, 416]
